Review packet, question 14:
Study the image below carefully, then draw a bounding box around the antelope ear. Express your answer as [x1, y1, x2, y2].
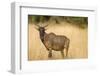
[44, 24, 49, 30]
[44, 24, 48, 27]
[34, 24, 39, 30]
[35, 27, 39, 30]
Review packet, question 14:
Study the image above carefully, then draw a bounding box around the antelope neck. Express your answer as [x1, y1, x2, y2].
[39, 31, 46, 42]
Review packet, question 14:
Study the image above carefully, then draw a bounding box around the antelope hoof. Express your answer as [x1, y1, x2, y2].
[48, 53, 52, 58]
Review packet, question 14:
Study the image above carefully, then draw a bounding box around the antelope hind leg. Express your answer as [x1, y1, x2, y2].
[66, 40, 70, 57]
[61, 51, 64, 58]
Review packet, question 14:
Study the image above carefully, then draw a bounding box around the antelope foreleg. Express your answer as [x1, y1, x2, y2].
[61, 51, 64, 58]
[48, 48, 52, 58]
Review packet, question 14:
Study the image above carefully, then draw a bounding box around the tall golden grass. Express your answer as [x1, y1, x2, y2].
[28, 22, 88, 60]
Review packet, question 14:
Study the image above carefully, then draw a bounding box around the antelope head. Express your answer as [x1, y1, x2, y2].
[34, 23, 49, 42]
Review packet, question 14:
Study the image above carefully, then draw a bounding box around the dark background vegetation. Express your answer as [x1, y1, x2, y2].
[28, 15, 88, 28]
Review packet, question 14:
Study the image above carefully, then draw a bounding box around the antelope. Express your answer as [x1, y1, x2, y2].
[34, 24, 70, 58]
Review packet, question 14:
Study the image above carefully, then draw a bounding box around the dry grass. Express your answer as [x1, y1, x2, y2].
[28, 22, 88, 60]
